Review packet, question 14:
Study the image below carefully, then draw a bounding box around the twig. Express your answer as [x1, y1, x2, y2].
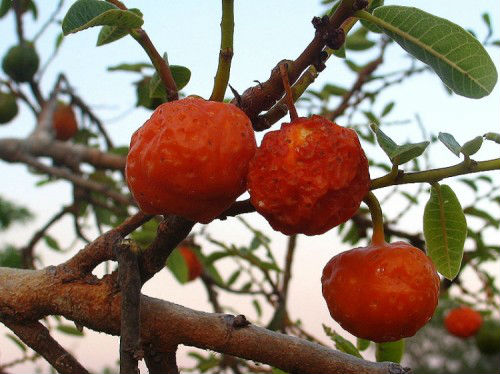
[116, 241, 143, 374]
[144, 347, 179, 374]
[210, 0, 234, 101]
[32, 0, 64, 43]
[21, 205, 74, 269]
[1, 319, 89, 374]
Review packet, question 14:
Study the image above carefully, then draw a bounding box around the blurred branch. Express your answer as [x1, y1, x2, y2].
[1, 318, 89, 374]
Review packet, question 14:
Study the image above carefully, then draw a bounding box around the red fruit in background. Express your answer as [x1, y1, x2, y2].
[179, 246, 203, 281]
[53, 103, 78, 141]
[444, 306, 483, 338]
[247, 115, 369, 235]
[321, 241, 440, 342]
[126, 97, 257, 223]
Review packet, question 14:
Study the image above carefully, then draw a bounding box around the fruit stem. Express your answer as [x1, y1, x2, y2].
[210, 0, 234, 102]
[279, 63, 299, 121]
[363, 191, 385, 245]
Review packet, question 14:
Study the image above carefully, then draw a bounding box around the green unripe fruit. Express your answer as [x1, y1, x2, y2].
[2, 43, 40, 83]
[475, 319, 500, 355]
[135, 77, 164, 110]
[0, 92, 19, 124]
[375, 340, 405, 363]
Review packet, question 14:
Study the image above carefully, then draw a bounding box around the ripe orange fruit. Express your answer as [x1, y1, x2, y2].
[444, 306, 483, 338]
[321, 241, 440, 342]
[179, 246, 203, 281]
[53, 103, 78, 141]
[126, 97, 257, 223]
[247, 115, 369, 235]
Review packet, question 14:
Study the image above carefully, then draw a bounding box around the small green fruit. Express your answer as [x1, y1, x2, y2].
[0, 91, 19, 124]
[136, 77, 164, 110]
[475, 319, 500, 355]
[2, 43, 40, 83]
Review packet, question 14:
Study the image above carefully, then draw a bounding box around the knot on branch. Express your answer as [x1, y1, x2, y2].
[312, 15, 345, 50]
[353, 0, 369, 11]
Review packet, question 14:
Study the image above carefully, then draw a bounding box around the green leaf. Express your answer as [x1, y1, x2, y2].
[5, 333, 27, 352]
[358, 6, 498, 98]
[375, 340, 405, 363]
[166, 248, 189, 284]
[107, 62, 152, 72]
[463, 206, 499, 229]
[360, 0, 384, 33]
[345, 27, 376, 51]
[226, 269, 241, 287]
[252, 299, 262, 318]
[423, 184, 467, 280]
[380, 101, 394, 117]
[357, 338, 371, 351]
[333, 44, 346, 58]
[460, 136, 483, 156]
[0, 245, 22, 268]
[438, 132, 461, 157]
[56, 324, 84, 336]
[371, 124, 429, 165]
[96, 8, 142, 46]
[44, 235, 61, 251]
[321, 83, 348, 97]
[62, 0, 143, 36]
[322, 325, 363, 358]
[150, 65, 191, 98]
[458, 178, 478, 192]
[484, 132, 500, 144]
[0, 0, 11, 18]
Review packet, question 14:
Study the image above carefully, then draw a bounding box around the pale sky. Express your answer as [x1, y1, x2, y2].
[0, 1, 499, 373]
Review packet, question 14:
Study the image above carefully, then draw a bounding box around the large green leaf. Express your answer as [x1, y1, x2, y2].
[423, 184, 467, 280]
[357, 6, 498, 98]
[62, 0, 143, 35]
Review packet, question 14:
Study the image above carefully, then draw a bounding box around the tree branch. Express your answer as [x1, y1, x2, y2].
[0, 267, 409, 374]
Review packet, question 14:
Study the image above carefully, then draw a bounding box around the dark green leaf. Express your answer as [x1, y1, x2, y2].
[150, 64, 191, 99]
[458, 178, 478, 192]
[346, 27, 376, 51]
[226, 270, 241, 287]
[333, 44, 346, 58]
[205, 251, 231, 265]
[400, 191, 418, 204]
[96, 8, 142, 46]
[461, 136, 483, 156]
[482, 13, 492, 39]
[62, 0, 143, 35]
[323, 325, 363, 358]
[371, 123, 398, 157]
[56, 324, 84, 336]
[0, 0, 11, 18]
[44, 235, 61, 251]
[391, 141, 429, 165]
[321, 83, 348, 97]
[423, 184, 467, 280]
[109, 146, 129, 156]
[359, 6, 498, 98]
[107, 62, 152, 72]
[380, 101, 394, 117]
[438, 132, 461, 157]
[375, 340, 405, 363]
[363, 111, 379, 125]
[0, 245, 22, 268]
[360, 0, 384, 33]
[252, 299, 262, 318]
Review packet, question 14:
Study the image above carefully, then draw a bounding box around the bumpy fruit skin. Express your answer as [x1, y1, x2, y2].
[53, 103, 78, 141]
[126, 97, 257, 223]
[475, 319, 500, 355]
[444, 306, 483, 338]
[179, 246, 203, 281]
[247, 115, 369, 235]
[0, 92, 18, 124]
[2, 43, 39, 83]
[321, 241, 440, 342]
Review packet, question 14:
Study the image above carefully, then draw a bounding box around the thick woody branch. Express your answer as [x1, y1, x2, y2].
[0, 267, 409, 374]
[232, 0, 360, 125]
[116, 241, 143, 374]
[1, 318, 89, 374]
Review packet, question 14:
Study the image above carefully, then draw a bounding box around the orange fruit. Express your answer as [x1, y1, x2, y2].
[179, 246, 203, 281]
[126, 97, 257, 223]
[444, 306, 483, 338]
[53, 103, 78, 141]
[322, 241, 440, 342]
[247, 115, 370, 235]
